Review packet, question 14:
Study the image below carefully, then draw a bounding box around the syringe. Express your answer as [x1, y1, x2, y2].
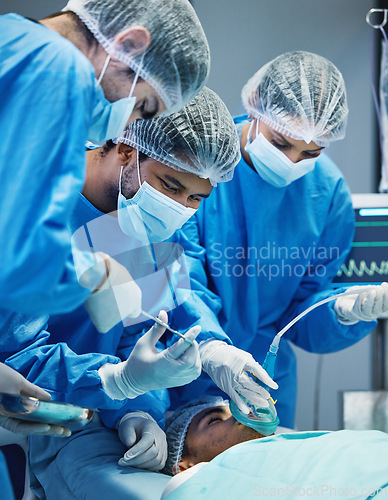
[140, 310, 193, 346]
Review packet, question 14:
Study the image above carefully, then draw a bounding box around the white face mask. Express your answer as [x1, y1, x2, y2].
[245, 122, 317, 188]
[117, 152, 197, 243]
[88, 55, 142, 145]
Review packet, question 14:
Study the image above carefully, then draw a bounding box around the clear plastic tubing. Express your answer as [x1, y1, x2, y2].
[270, 287, 368, 354]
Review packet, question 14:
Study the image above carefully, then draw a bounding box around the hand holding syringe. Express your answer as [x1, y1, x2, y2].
[98, 310, 201, 400]
[141, 310, 193, 346]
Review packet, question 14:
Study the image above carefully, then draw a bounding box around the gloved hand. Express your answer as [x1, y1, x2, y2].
[199, 340, 278, 415]
[0, 363, 51, 399]
[117, 411, 167, 471]
[0, 415, 71, 437]
[0, 363, 71, 436]
[98, 310, 201, 400]
[334, 282, 388, 325]
[82, 253, 142, 333]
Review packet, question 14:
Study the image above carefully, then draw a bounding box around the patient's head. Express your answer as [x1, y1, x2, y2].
[163, 397, 268, 475]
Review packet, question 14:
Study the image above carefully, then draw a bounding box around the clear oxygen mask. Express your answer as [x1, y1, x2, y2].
[229, 396, 279, 436]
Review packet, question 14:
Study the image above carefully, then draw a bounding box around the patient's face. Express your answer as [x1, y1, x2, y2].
[179, 405, 262, 472]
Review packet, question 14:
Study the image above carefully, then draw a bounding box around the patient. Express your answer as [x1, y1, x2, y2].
[163, 396, 268, 475]
[162, 397, 388, 499]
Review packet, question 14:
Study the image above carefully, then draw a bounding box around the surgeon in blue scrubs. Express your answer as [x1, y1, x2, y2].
[0, 0, 210, 318]
[168, 51, 388, 428]
[0, 1, 210, 490]
[2, 88, 243, 500]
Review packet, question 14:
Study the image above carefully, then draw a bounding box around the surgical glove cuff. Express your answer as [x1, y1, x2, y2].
[199, 339, 229, 372]
[98, 362, 144, 401]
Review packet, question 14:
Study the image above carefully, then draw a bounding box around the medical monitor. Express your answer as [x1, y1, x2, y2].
[333, 193, 388, 287]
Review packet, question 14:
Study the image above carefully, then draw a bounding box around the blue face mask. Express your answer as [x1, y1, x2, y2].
[88, 55, 142, 145]
[117, 152, 197, 243]
[245, 122, 317, 188]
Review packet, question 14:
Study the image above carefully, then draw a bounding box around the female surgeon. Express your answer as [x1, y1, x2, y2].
[168, 51, 388, 428]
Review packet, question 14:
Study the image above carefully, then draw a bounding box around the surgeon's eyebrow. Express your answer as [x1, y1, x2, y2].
[163, 175, 211, 199]
[274, 131, 324, 152]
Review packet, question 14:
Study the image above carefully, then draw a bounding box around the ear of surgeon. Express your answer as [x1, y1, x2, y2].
[85, 143, 212, 214]
[83, 143, 212, 244]
[119, 144, 213, 209]
[61, 0, 211, 142]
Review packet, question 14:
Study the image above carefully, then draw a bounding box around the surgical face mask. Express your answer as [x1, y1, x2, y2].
[117, 152, 197, 243]
[245, 122, 317, 188]
[88, 55, 142, 145]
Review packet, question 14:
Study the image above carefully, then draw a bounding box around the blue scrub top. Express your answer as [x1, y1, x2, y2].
[0, 14, 105, 316]
[168, 115, 376, 427]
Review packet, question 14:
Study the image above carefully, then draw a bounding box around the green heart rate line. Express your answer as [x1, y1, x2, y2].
[337, 259, 388, 278]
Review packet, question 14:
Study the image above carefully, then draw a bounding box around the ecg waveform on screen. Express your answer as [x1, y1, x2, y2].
[337, 259, 388, 278]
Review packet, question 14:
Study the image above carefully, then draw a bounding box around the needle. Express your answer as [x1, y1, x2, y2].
[141, 310, 193, 346]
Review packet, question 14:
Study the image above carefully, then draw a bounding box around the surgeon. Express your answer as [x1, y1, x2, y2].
[161, 397, 388, 500]
[2, 88, 242, 499]
[0, 0, 210, 438]
[167, 51, 388, 428]
[0, 0, 210, 326]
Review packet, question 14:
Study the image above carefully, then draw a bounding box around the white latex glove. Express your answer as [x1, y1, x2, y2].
[199, 340, 278, 415]
[117, 411, 167, 471]
[334, 283, 388, 325]
[0, 414, 71, 437]
[83, 253, 142, 333]
[98, 310, 201, 400]
[0, 363, 71, 436]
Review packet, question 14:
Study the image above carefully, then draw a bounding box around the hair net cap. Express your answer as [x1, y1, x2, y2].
[63, 0, 210, 114]
[241, 51, 348, 146]
[117, 87, 241, 186]
[163, 396, 229, 476]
